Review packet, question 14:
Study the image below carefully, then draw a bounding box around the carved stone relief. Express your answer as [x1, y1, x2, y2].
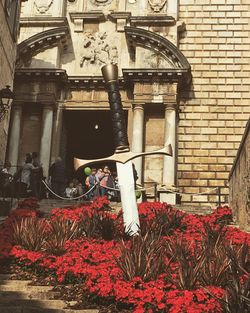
[139, 49, 172, 69]
[148, 0, 167, 12]
[34, 0, 54, 13]
[80, 32, 118, 67]
[90, 0, 113, 6]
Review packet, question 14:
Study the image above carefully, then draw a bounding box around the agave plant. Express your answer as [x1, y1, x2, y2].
[206, 273, 250, 313]
[114, 230, 166, 282]
[44, 218, 81, 255]
[165, 237, 205, 290]
[201, 244, 231, 287]
[199, 224, 232, 287]
[202, 222, 227, 253]
[226, 242, 250, 275]
[11, 217, 49, 251]
[154, 207, 185, 236]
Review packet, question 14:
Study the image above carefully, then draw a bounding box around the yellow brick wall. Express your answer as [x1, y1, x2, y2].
[178, 0, 250, 206]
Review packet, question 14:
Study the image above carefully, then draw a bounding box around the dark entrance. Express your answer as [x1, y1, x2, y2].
[63, 110, 128, 179]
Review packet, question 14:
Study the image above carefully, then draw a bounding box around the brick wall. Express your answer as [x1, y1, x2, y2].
[0, 1, 17, 166]
[178, 0, 250, 207]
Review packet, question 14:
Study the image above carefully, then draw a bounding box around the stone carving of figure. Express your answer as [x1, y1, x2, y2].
[80, 33, 96, 66]
[109, 46, 118, 64]
[34, 0, 54, 13]
[80, 32, 118, 67]
[148, 0, 167, 12]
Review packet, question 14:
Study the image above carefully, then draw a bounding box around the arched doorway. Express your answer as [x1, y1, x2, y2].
[63, 109, 128, 179]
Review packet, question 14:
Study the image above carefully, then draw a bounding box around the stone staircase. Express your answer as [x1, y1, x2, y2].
[0, 274, 98, 313]
[37, 199, 216, 216]
[38, 199, 82, 215]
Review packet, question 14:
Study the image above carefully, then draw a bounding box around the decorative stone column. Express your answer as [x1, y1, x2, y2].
[7, 105, 22, 174]
[51, 104, 63, 163]
[162, 103, 177, 204]
[131, 103, 144, 184]
[40, 105, 54, 177]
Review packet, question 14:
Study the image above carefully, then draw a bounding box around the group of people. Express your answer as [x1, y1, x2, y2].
[48, 158, 118, 201]
[0, 154, 137, 202]
[84, 166, 119, 201]
[0, 152, 43, 198]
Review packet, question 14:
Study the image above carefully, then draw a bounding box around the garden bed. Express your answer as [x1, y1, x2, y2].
[0, 197, 249, 313]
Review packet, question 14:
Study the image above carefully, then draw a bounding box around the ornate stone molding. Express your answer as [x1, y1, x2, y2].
[15, 68, 68, 82]
[124, 26, 191, 76]
[109, 12, 131, 32]
[130, 15, 175, 26]
[17, 26, 70, 67]
[20, 17, 67, 27]
[122, 69, 188, 83]
[69, 12, 105, 32]
[69, 76, 125, 89]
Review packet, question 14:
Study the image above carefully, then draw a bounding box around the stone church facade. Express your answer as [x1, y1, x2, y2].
[6, 0, 250, 206]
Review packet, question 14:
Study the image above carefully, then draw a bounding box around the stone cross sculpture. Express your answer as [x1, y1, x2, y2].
[74, 64, 172, 234]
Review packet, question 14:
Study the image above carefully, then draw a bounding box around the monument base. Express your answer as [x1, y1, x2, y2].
[159, 192, 177, 205]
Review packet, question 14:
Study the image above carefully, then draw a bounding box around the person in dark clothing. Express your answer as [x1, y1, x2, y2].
[31, 162, 43, 198]
[49, 157, 67, 198]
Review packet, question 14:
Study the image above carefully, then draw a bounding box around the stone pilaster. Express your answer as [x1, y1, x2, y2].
[131, 103, 144, 184]
[161, 103, 177, 204]
[51, 103, 63, 163]
[40, 105, 54, 177]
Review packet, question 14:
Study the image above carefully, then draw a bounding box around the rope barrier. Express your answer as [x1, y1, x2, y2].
[157, 187, 218, 197]
[42, 179, 220, 201]
[42, 180, 98, 201]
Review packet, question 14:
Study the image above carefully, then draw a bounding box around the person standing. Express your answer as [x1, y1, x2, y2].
[85, 168, 97, 199]
[20, 155, 36, 195]
[0, 161, 14, 197]
[30, 152, 43, 198]
[99, 165, 113, 197]
[49, 157, 67, 198]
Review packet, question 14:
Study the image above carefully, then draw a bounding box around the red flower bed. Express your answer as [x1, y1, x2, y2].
[1, 199, 250, 312]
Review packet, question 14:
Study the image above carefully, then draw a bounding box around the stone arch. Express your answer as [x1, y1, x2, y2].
[17, 26, 69, 67]
[125, 26, 190, 71]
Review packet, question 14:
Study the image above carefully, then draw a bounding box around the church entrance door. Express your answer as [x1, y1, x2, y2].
[63, 109, 127, 179]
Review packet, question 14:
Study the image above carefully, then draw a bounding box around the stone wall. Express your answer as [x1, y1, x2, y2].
[229, 118, 250, 231]
[178, 0, 250, 206]
[0, 0, 17, 166]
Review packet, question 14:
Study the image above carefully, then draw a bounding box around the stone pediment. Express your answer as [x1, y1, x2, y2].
[16, 26, 70, 67]
[125, 26, 190, 71]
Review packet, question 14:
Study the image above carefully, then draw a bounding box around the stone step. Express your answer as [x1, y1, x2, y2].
[0, 306, 99, 313]
[0, 298, 71, 310]
[0, 290, 60, 300]
[0, 282, 54, 293]
[0, 279, 31, 287]
[0, 275, 99, 312]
